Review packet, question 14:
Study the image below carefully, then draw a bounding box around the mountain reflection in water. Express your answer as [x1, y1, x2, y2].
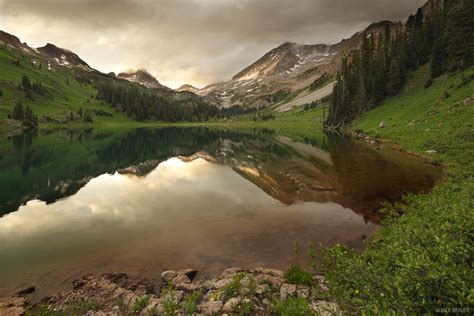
[0, 127, 441, 299]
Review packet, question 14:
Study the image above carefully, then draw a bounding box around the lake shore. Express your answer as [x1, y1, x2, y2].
[1, 267, 339, 315]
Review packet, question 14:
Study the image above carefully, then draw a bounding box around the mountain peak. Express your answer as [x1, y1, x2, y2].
[0, 30, 22, 47]
[117, 68, 167, 90]
[37, 42, 91, 70]
[177, 84, 200, 93]
[232, 40, 332, 81]
[0, 30, 33, 53]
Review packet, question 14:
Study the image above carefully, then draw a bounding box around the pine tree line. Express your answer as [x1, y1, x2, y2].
[9, 100, 39, 129]
[326, 0, 473, 128]
[20, 74, 46, 100]
[96, 81, 220, 122]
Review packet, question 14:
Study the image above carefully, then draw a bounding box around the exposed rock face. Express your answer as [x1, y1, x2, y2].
[232, 42, 334, 81]
[117, 69, 168, 90]
[0, 30, 32, 53]
[177, 84, 200, 94]
[189, 21, 402, 109]
[4, 268, 339, 315]
[37, 43, 93, 70]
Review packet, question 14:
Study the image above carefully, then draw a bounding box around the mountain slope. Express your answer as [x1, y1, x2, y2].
[177, 84, 200, 94]
[0, 30, 214, 126]
[36, 43, 93, 71]
[117, 69, 169, 90]
[232, 42, 334, 81]
[0, 40, 132, 126]
[323, 63, 474, 313]
[191, 21, 401, 109]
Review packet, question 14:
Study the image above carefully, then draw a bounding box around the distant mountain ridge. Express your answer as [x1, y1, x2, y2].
[190, 20, 401, 109]
[0, 31, 96, 72]
[232, 41, 334, 81]
[177, 84, 200, 94]
[117, 69, 169, 90]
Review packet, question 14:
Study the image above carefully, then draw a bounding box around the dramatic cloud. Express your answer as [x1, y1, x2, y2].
[0, 0, 426, 88]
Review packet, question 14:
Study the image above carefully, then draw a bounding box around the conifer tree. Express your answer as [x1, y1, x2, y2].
[445, 0, 474, 71]
[12, 100, 24, 120]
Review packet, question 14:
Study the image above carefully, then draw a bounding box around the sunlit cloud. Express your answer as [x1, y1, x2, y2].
[0, 0, 426, 88]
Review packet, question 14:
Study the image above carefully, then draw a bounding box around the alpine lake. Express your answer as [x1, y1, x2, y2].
[0, 127, 442, 300]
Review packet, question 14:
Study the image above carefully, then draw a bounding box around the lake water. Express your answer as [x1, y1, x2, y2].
[0, 127, 442, 299]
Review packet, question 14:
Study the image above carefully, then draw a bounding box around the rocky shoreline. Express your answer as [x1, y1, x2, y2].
[0, 268, 339, 315]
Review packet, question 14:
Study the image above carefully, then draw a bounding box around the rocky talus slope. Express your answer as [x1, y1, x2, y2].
[0, 268, 339, 315]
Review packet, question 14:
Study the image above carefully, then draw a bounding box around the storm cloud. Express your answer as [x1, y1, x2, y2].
[0, 0, 426, 88]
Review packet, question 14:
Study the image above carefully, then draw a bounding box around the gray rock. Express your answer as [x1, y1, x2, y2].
[280, 283, 297, 300]
[220, 267, 242, 278]
[464, 98, 472, 106]
[223, 297, 242, 312]
[297, 286, 310, 299]
[180, 269, 198, 281]
[162, 269, 197, 286]
[161, 290, 184, 303]
[239, 275, 252, 287]
[256, 284, 269, 295]
[313, 275, 329, 292]
[0, 296, 27, 316]
[254, 274, 283, 288]
[206, 277, 233, 290]
[174, 282, 203, 292]
[161, 270, 176, 284]
[172, 273, 191, 285]
[199, 301, 223, 314]
[262, 268, 284, 278]
[310, 300, 340, 315]
[379, 122, 386, 128]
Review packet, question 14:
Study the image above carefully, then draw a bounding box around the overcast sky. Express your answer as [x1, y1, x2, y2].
[0, 0, 426, 88]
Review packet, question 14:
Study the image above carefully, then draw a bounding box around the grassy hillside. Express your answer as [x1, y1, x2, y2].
[0, 45, 136, 129]
[355, 64, 474, 171]
[321, 65, 474, 312]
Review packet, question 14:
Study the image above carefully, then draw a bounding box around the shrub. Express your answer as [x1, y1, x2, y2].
[162, 296, 180, 316]
[232, 299, 255, 315]
[243, 279, 257, 296]
[130, 294, 151, 314]
[322, 178, 474, 313]
[222, 273, 244, 302]
[272, 296, 313, 316]
[182, 290, 203, 315]
[284, 265, 313, 286]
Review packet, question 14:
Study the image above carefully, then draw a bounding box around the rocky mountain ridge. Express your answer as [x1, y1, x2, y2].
[117, 69, 169, 90]
[190, 20, 402, 109]
[177, 83, 200, 94]
[0, 31, 95, 72]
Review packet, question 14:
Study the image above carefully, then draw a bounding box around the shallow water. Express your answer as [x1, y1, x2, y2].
[0, 128, 441, 299]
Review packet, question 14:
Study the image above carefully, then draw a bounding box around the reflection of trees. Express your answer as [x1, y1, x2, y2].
[0, 128, 441, 225]
[9, 130, 38, 153]
[0, 128, 273, 215]
[324, 133, 441, 223]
